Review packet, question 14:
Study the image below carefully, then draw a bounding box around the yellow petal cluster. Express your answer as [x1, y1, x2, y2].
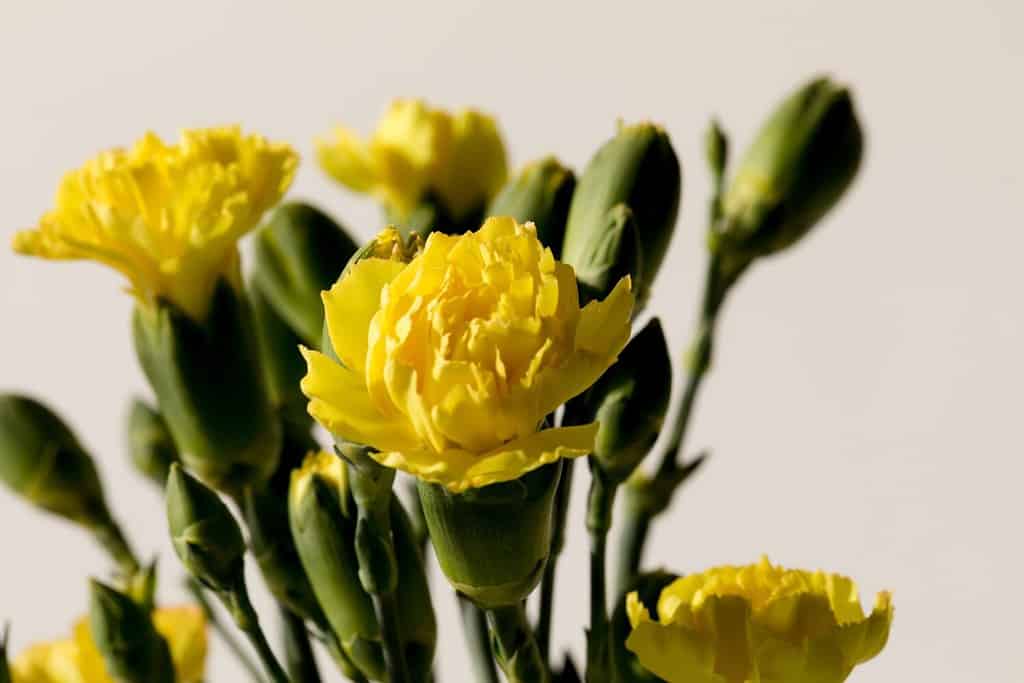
[626, 557, 893, 683]
[12, 606, 206, 683]
[316, 99, 507, 221]
[12, 127, 297, 320]
[301, 216, 633, 492]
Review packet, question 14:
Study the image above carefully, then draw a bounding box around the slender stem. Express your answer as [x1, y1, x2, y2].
[322, 632, 368, 683]
[459, 593, 500, 683]
[537, 457, 575, 662]
[186, 579, 264, 682]
[585, 470, 617, 683]
[227, 577, 290, 683]
[91, 517, 140, 577]
[373, 591, 411, 683]
[486, 604, 549, 683]
[279, 607, 320, 683]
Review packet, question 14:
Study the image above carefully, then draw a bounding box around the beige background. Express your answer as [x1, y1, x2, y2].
[1, 1, 1022, 680]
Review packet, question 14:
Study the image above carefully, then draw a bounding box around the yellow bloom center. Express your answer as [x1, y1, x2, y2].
[626, 557, 893, 683]
[301, 216, 634, 491]
[316, 99, 507, 221]
[13, 126, 297, 319]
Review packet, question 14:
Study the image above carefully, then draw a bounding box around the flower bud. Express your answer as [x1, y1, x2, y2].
[166, 464, 246, 593]
[572, 204, 644, 306]
[251, 202, 358, 345]
[563, 122, 681, 307]
[125, 399, 178, 488]
[0, 394, 111, 527]
[89, 580, 175, 683]
[705, 118, 729, 186]
[417, 461, 563, 608]
[133, 280, 281, 494]
[487, 157, 576, 258]
[716, 77, 863, 265]
[250, 284, 311, 432]
[581, 318, 672, 483]
[288, 452, 383, 679]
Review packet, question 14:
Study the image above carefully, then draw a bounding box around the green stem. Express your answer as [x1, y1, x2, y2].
[536, 457, 575, 662]
[91, 517, 140, 578]
[224, 576, 290, 683]
[373, 591, 411, 683]
[586, 469, 617, 683]
[459, 593, 500, 683]
[280, 607, 320, 683]
[186, 579, 264, 682]
[486, 603, 549, 683]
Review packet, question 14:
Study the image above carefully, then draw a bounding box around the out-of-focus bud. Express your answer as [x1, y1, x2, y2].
[417, 461, 563, 608]
[125, 399, 178, 488]
[251, 202, 358, 346]
[705, 119, 729, 187]
[610, 571, 678, 683]
[581, 318, 672, 483]
[487, 157, 576, 258]
[250, 284, 311, 432]
[563, 122, 681, 307]
[344, 227, 423, 276]
[0, 394, 111, 527]
[572, 204, 643, 306]
[716, 76, 863, 266]
[89, 580, 175, 683]
[133, 280, 281, 495]
[0, 623, 10, 683]
[166, 464, 246, 593]
[289, 452, 436, 680]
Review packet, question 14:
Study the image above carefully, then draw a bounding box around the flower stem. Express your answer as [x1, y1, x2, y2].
[279, 607, 320, 683]
[459, 593, 500, 683]
[374, 590, 411, 683]
[487, 603, 549, 683]
[185, 579, 264, 682]
[536, 457, 575, 662]
[223, 574, 290, 683]
[586, 468, 618, 683]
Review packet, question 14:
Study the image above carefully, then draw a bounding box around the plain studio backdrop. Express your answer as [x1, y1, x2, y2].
[1, 1, 1021, 681]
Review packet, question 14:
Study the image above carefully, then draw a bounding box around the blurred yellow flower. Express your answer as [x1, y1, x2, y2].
[301, 216, 633, 492]
[626, 556, 893, 683]
[13, 126, 297, 320]
[316, 99, 507, 221]
[12, 606, 206, 683]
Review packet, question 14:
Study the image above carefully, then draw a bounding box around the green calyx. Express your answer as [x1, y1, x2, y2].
[418, 462, 563, 609]
[563, 122, 681, 308]
[573, 203, 644, 306]
[716, 76, 863, 266]
[0, 394, 112, 528]
[166, 464, 247, 593]
[89, 580, 175, 683]
[252, 202, 358, 346]
[488, 156, 576, 258]
[583, 318, 672, 483]
[132, 279, 281, 495]
[125, 399, 178, 488]
[250, 284, 313, 433]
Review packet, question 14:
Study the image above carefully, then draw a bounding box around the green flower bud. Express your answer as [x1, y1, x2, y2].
[573, 203, 644, 306]
[125, 399, 178, 488]
[252, 202, 358, 346]
[488, 157, 576, 258]
[0, 394, 111, 527]
[166, 464, 246, 593]
[582, 318, 672, 483]
[716, 77, 863, 265]
[133, 280, 281, 494]
[417, 461, 563, 608]
[250, 284, 311, 432]
[563, 122, 681, 307]
[705, 118, 729, 186]
[610, 571, 678, 683]
[89, 580, 175, 683]
[289, 452, 436, 681]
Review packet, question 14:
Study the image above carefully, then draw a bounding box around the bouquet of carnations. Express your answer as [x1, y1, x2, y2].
[1, 75, 891, 683]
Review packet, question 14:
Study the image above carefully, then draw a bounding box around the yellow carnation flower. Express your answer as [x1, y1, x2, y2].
[13, 126, 297, 320]
[625, 557, 893, 683]
[12, 606, 206, 683]
[316, 99, 507, 221]
[301, 216, 633, 492]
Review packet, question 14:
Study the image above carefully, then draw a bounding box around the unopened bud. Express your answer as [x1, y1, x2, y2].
[89, 580, 175, 683]
[573, 204, 643, 306]
[125, 399, 178, 488]
[488, 157, 576, 258]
